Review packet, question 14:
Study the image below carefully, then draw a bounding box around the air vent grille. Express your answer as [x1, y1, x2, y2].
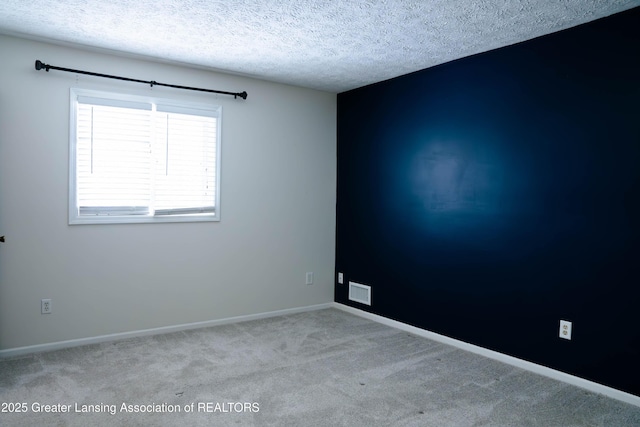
[348, 281, 371, 306]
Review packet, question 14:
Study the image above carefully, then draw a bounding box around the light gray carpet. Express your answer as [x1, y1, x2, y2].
[1, 308, 639, 426]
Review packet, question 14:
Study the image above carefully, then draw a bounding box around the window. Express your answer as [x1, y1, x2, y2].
[69, 88, 221, 224]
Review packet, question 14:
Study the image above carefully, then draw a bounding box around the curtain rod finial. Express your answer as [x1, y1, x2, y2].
[35, 60, 49, 71]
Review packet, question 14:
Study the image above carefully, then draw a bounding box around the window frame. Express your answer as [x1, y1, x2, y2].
[68, 87, 222, 225]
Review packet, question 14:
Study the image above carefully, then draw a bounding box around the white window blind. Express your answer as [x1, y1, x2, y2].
[152, 108, 217, 216]
[70, 88, 221, 224]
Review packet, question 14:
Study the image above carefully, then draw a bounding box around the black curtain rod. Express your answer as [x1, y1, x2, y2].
[34, 60, 247, 100]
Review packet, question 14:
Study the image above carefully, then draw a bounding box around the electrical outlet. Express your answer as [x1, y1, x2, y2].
[41, 299, 52, 314]
[559, 320, 572, 340]
[305, 272, 313, 285]
[338, 272, 344, 284]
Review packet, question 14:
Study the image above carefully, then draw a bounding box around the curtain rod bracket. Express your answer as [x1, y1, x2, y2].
[34, 59, 247, 100]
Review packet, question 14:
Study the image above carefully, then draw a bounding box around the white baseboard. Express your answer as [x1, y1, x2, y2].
[0, 303, 333, 359]
[333, 302, 640, 408]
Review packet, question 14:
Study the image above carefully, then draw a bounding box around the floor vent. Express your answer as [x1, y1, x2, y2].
[348, 282, 371, 306]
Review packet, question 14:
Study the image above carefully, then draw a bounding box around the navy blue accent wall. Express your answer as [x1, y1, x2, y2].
[336, 8, 640, 397]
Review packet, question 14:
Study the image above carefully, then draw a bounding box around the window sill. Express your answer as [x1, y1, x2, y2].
[68, 213, 219, 225]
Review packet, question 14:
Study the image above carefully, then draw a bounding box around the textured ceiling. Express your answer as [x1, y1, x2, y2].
[1, 1, 639, 92]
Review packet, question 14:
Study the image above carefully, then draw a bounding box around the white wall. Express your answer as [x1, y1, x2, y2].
[0, 35, 336, 350]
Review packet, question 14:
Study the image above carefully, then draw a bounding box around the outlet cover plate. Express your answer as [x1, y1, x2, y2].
[559, 320, 572, 340]
[41, 299, 52, 314]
